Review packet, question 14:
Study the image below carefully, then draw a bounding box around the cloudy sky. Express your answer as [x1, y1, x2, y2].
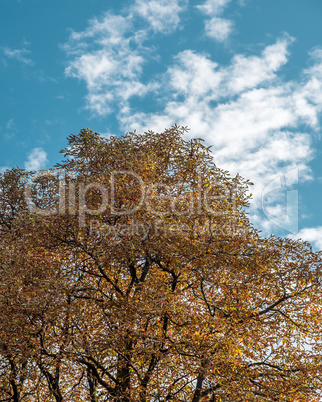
[1, 0, 322, 246]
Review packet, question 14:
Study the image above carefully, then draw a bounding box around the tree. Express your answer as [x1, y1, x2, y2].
[0, 126, 322, 401]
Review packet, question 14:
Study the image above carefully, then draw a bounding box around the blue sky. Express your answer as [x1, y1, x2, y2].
[1, 0, 322, 246]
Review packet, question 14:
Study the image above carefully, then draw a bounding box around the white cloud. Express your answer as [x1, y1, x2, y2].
[64, 8, 166, 116]
[132, 0, 188, 33]
[226, 37, 292, 93]
[1, 46, 33, 65]
[197, 0, 233, 42]
[24, 148, 48, 171]
[64, 1, 188, 115]
[65, 15, 146, 115]
[5, 119, 15, 130]
[2, 118, 17, 140]
[119, 39, 322, 234]
[289, 227, 322, 251]
[0, 166, 10, 174]
[166, 36, 292, 100]
[197, 0, 232, 15]
[168, 50, 221, 97]
[204, 17, 233, 42]
[63, 4, 322, 235]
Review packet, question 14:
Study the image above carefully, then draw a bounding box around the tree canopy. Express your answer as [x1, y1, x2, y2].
[1, 126, 322, 401]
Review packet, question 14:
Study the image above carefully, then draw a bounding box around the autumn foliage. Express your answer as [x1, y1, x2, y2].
[0, 126, 322, 401]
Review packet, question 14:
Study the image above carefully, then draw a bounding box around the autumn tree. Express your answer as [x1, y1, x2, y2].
[1, 126, 322, 401]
